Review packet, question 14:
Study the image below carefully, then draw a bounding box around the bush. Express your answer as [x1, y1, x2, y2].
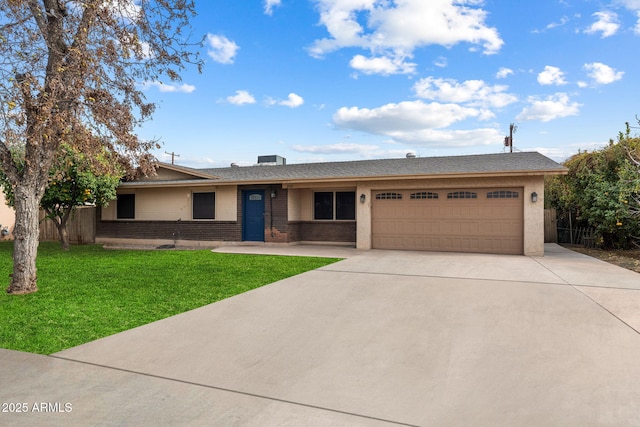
[546, 125, 640, 249]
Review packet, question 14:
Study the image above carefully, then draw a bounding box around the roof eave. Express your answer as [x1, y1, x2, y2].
[118, 168, 567, 189]
[155, 162, 221, 179]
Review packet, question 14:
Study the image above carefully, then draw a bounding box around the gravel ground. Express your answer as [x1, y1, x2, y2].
[564, 245, 640, 274]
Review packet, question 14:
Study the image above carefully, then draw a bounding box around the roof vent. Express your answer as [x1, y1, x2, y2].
[257, 155, 286, 165]
[406, 152, 417, 158]
[230, 163, 239, 167]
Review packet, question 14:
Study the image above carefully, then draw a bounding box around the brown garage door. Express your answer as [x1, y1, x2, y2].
[372, 188, 523, 255]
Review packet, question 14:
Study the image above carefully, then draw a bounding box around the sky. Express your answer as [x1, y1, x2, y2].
[137, 0, 640, 168]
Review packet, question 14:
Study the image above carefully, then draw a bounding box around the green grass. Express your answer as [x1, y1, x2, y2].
[0, 242, 339, 355]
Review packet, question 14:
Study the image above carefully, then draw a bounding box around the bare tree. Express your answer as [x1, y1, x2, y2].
[0, 0, 202, 294]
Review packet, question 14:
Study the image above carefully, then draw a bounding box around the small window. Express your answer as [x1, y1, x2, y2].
[193, 192, 215, 219]
[447, 191, 477, 199]
[410, 192, 438, 200]
[336, 191, 355, 220]
[487, 190, 519, 199]
[375, 192, 403, 200]
[314, 192, 334, 220]
[116, 194, 135, 219]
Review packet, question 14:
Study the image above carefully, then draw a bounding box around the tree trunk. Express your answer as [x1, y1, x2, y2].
[7, 186, 40, 295]
[53, 213, 71, 251]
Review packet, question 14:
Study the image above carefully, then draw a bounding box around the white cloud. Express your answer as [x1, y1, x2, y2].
[585, 11, 620, 37]
[619, 0, 640, 8]
[349, 54, 416, 75]
[279, 93, 305, 108]
[138, 81, 196, 93]
[206, 34, 239, 64]
[264, 0, 282, 15]
[617, 2, 640, 33]
[226, 90, 256, 105]
[584, 62, 624, 84]
[413, 77, 517, 108]
[532, 16, 572, 34]
[434, 56, 448, 68]
[102, 0, 141, 22]
[532, 142, 609, 162]
[291, 142, 380, 155]
[334, 101, 482, 132]
[496, 67, 514, 79]
[537, 66, 568, 86]
[516, 93, 581, 122]
[546, 16, 570, 31]
[332, 100, 502, 146]
[385, 128, 504, 147]
[121, 33, 154, 60]
[308, 0, 503, 75]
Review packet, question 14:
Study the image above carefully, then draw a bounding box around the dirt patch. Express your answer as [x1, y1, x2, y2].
[563, 245, 640, 274]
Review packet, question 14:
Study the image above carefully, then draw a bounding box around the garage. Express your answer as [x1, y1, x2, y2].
[372, 188, 524, 255]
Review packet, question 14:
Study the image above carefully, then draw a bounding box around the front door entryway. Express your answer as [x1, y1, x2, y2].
[243, 190, 265, 241]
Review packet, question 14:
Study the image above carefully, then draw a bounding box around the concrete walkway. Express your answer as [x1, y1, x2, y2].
[1, 244, 640, 426]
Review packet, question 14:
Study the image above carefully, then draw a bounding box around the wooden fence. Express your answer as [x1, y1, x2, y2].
[39, 206, 96, 244]
[557, 226, 596, 247]
[544, 208, 558, 243]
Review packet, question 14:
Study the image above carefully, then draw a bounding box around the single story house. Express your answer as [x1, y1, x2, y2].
[97, 152, 567, 256]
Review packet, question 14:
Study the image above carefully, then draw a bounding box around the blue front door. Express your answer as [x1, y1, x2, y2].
[243, 190, 265, 241]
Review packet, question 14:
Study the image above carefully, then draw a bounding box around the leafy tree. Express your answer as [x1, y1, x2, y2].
[44, 145, 122, 250]
[546, 124, 640, 248]
[0, 1, 202, 294]
[1, 143, 123, 250]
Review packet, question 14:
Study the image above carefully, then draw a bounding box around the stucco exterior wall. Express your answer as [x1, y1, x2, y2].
[102, 186, 237, 221]
[352, 175, 545, 256]
[287, 188, 303, 221]
[0, 191, 14, 240]
[102, 173, 547, 256]
[216, 186, 238, 221]
[287, 186, 357, 222]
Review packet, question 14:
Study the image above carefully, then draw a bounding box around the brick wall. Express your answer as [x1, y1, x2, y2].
[98, 185, 357, 244]
[238, 184, 291, 243]
[288, 221, 356, 243]
[266, 186, 289, 243]
[96, 208, 241, 242]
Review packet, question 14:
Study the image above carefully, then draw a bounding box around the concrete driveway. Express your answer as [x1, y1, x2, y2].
[2, 244, 640, 426]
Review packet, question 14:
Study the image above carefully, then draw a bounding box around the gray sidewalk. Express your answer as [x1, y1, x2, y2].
[1, 244, 640, 426]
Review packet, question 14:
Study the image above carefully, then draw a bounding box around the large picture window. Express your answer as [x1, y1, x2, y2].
[314, 191, 355, 220]
[193, 192, 215, 219]
[117, 194, 135, 219]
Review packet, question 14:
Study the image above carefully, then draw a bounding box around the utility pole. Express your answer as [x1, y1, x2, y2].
[165, 151, 180, 165]
[504, 123, 517, 153]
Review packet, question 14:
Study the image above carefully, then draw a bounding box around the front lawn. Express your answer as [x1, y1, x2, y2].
[0, 242, 339, 354]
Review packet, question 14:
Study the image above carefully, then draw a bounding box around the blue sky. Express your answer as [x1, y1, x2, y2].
[138, 0, 640, 168]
